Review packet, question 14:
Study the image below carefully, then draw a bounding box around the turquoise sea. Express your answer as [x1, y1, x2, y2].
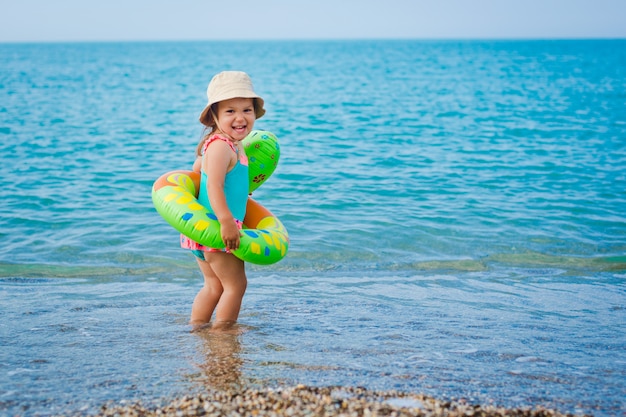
[0, 40, 625, 416]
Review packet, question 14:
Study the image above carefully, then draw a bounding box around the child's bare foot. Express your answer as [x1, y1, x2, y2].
[209, 320, 238, 333]
[189, 321, 212, 333]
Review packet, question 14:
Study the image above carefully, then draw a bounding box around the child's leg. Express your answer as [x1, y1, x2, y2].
[190, 257, 224, 326]
[204, 252, 247, 326]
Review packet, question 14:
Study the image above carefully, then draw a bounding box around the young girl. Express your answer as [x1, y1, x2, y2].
[181, 71, 265, 331]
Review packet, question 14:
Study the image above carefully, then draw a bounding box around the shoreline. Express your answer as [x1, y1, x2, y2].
[60, 385, 591, 417]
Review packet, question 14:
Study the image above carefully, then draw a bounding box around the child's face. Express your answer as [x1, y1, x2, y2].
[215, 97, 256, 141]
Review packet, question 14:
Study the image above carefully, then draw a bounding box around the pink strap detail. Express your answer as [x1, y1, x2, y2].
[201, 134, 248, 166]
[201, 134, 237, 155]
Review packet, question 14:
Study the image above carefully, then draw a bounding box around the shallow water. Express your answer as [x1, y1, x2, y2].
[0, 40, 625, 416]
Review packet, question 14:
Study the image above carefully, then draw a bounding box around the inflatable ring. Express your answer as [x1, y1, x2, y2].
[243, 130, 280, 193]
[152, 131, 289, 265]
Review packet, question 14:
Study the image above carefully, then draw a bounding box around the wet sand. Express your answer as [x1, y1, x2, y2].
[62, 385, 589, 417]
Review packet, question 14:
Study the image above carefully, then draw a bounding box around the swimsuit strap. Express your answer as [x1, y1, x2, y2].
[201, 134, 238, 155]
[201, 134, 248, 165]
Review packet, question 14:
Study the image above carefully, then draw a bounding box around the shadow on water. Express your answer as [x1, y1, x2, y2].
[189, 326, 246, 392]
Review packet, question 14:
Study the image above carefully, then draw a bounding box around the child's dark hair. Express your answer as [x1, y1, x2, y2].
[195, 103, 219, 156]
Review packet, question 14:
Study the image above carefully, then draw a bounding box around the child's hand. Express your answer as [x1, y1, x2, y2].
[220, 220, 241, 250]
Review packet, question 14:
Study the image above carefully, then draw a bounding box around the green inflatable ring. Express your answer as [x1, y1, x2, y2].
[152, 130, 288, 265]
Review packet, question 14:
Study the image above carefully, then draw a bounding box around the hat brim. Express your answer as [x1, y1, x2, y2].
[199, 96, 265, 126]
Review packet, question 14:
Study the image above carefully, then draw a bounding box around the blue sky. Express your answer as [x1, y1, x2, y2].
[1, 0, 625, 42]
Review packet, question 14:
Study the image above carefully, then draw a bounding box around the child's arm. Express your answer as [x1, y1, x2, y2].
[192, 156, 202, 172]
[203, 141, 240, 250]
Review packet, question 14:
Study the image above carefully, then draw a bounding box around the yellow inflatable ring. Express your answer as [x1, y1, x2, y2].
[152, 170, 289, 265]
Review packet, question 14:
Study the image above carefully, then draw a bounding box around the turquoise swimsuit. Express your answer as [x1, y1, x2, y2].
[197, 159, 248, 221]
[180, 134, 249, 259]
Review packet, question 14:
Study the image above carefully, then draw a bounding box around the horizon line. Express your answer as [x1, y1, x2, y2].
[2, 36, 625, 45]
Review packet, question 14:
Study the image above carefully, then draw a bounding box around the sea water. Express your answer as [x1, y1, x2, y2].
[0, 40, 625, 416]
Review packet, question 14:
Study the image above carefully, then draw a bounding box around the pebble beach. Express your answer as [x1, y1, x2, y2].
[52, 326, 593, 417]
[60, 385, 589, 417]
